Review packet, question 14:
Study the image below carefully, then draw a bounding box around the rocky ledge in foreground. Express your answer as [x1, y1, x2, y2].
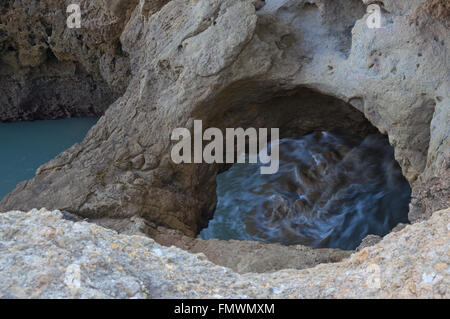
[0, 208, 448, 298]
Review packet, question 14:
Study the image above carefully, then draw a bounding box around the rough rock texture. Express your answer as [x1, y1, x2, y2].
[356, 234, 382, 251]
[0, 0, 144, 121]
[84, 215, 352, 273]
[1, 0, 448, 238]
[0, 208, 448, 298]
[0, 0, 448, 293]
[139, 223, 351, 273]
[164, 238, 351, 274]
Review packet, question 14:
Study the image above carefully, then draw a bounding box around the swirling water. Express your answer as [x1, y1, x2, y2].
[0, 118, 98, 200]
[199, 131, 411, 250]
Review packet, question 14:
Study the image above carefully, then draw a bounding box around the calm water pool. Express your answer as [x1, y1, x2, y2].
[0, 117, 98, 200]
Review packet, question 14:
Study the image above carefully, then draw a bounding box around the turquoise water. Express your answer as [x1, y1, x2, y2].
[0, 118, 98, 200]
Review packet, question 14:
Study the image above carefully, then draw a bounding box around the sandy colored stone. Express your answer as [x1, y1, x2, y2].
[1, 0, 448, 236]
[0, 0, 448, 299]
[0, 208, 448, 298]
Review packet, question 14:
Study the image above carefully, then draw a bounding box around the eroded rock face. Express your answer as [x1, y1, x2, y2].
[59, 207, 352, 274]
[117, 220, 352, 274]
[0, 208, 448, 298]
[0, 0, 448, 239]
[0, 0, 141, 121]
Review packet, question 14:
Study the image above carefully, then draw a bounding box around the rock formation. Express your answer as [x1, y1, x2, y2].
[0, 0, 448, 298]
[0, 0, 140, 121]
[1, 0, 448, 234]
[0, 208, 448, 298]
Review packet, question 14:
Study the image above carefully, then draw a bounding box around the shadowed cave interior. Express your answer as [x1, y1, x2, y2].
[190, 85, 411, 250]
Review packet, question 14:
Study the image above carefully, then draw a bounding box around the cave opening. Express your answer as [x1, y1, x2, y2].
[198, 131, 411, 250]
[192, 85, 411, 251]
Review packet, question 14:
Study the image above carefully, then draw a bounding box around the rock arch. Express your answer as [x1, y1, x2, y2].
[0, 0, 447, 248]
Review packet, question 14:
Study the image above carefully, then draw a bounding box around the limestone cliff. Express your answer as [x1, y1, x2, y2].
[1, 0, 448, 234]
[0, 0, 140, 120]
[0, 0, 448, 298]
